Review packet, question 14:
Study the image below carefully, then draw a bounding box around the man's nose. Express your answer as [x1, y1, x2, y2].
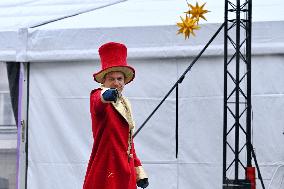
[113, 79, 120, 86]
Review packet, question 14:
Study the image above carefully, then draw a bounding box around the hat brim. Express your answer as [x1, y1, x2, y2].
[93, 66, 135, 84]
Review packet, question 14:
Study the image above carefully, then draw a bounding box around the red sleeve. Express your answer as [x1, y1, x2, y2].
[90, 89, 107, 115]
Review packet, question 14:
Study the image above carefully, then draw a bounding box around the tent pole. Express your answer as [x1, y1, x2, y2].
[16, 62, 29, 189]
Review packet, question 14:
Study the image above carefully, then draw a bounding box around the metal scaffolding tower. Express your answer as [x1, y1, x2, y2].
[222, 0, 259, 188]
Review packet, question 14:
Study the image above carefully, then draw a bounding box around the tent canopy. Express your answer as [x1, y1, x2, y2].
[0, 0, 283, 30]
[0, 0, 124, 30]
[0, 0, 284, 62]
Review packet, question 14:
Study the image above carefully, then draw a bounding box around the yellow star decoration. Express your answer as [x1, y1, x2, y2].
[177, 1, 209, 39]
[186, 2, 209, 21]
[177, 15, 200, 39]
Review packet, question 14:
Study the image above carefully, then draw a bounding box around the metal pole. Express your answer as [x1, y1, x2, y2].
[176, 85, 179, 158]
[234, 0, 241, 180]
[246, 0, 252, 168]
[223, 0, 229, 185]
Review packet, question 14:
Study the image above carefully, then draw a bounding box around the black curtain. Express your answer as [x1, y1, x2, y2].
[6, 62, 20, 126]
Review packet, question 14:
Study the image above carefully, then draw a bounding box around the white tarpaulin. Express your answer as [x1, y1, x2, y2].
[1, 0, 284, 62]
[0, 0, 123, 62]
[26, 22, 284, 189]
[0, 0, 124, 30]
[27, 53, 284, 189]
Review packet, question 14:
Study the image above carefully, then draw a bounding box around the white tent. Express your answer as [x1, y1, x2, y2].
[1, 0, 284, 189]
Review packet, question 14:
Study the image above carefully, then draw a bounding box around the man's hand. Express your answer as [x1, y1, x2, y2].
[102, 88, 118, 102]
[137, 178, 149, 188]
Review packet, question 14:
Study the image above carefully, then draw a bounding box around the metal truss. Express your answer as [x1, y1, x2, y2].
[223, 0, 253, 188]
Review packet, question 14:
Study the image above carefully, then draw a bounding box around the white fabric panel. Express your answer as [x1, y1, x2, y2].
[1, 0, 283, 30]
[34, 0, 284, 29]
[0, 0, 123, 30]
[29, 98, 91, 162]
[132, 99, 177, 161]
[26, 24, 224, 61]
[253, 96, 284, 163]
[178, 163, 222, 189]
[28, 61, 97, 188]
[1, 1, 284, 62]
[177, 56, 224, 97]
[251, 55, 284, 186]
[28, 52, 284, 189]
[28, 161, 86, 189]
[177, 56, 223, 167]
[178, 98, 223, 163]
[252, 55, 284, 95]
[28, 61, 98, 97]
[0, 30, 18, 61]
[123, 58, 178, 98]
[143, 164, 178, 189]
[23, 22, 284, 62]
[2, 22, 284, 62]
[268, 165, 284, 189]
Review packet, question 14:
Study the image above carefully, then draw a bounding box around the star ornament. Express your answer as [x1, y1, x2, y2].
[186, 2, 209, 21]
[177, 15, 200, 39]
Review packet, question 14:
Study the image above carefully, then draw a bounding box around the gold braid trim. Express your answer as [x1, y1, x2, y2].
[135, 166, 148, 181]
[99, 86, 135, 129]
[111, 96, 135, 130]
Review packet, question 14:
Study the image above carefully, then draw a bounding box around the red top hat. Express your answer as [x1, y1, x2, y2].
[93, 42, 135, 84]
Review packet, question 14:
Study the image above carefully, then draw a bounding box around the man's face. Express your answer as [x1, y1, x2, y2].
[103, 71, 125, 93]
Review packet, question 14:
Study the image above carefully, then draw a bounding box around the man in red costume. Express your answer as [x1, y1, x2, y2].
[83, 42, 149, 189]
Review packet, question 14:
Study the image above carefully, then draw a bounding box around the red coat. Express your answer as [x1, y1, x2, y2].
[83, 89, 143, 189]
